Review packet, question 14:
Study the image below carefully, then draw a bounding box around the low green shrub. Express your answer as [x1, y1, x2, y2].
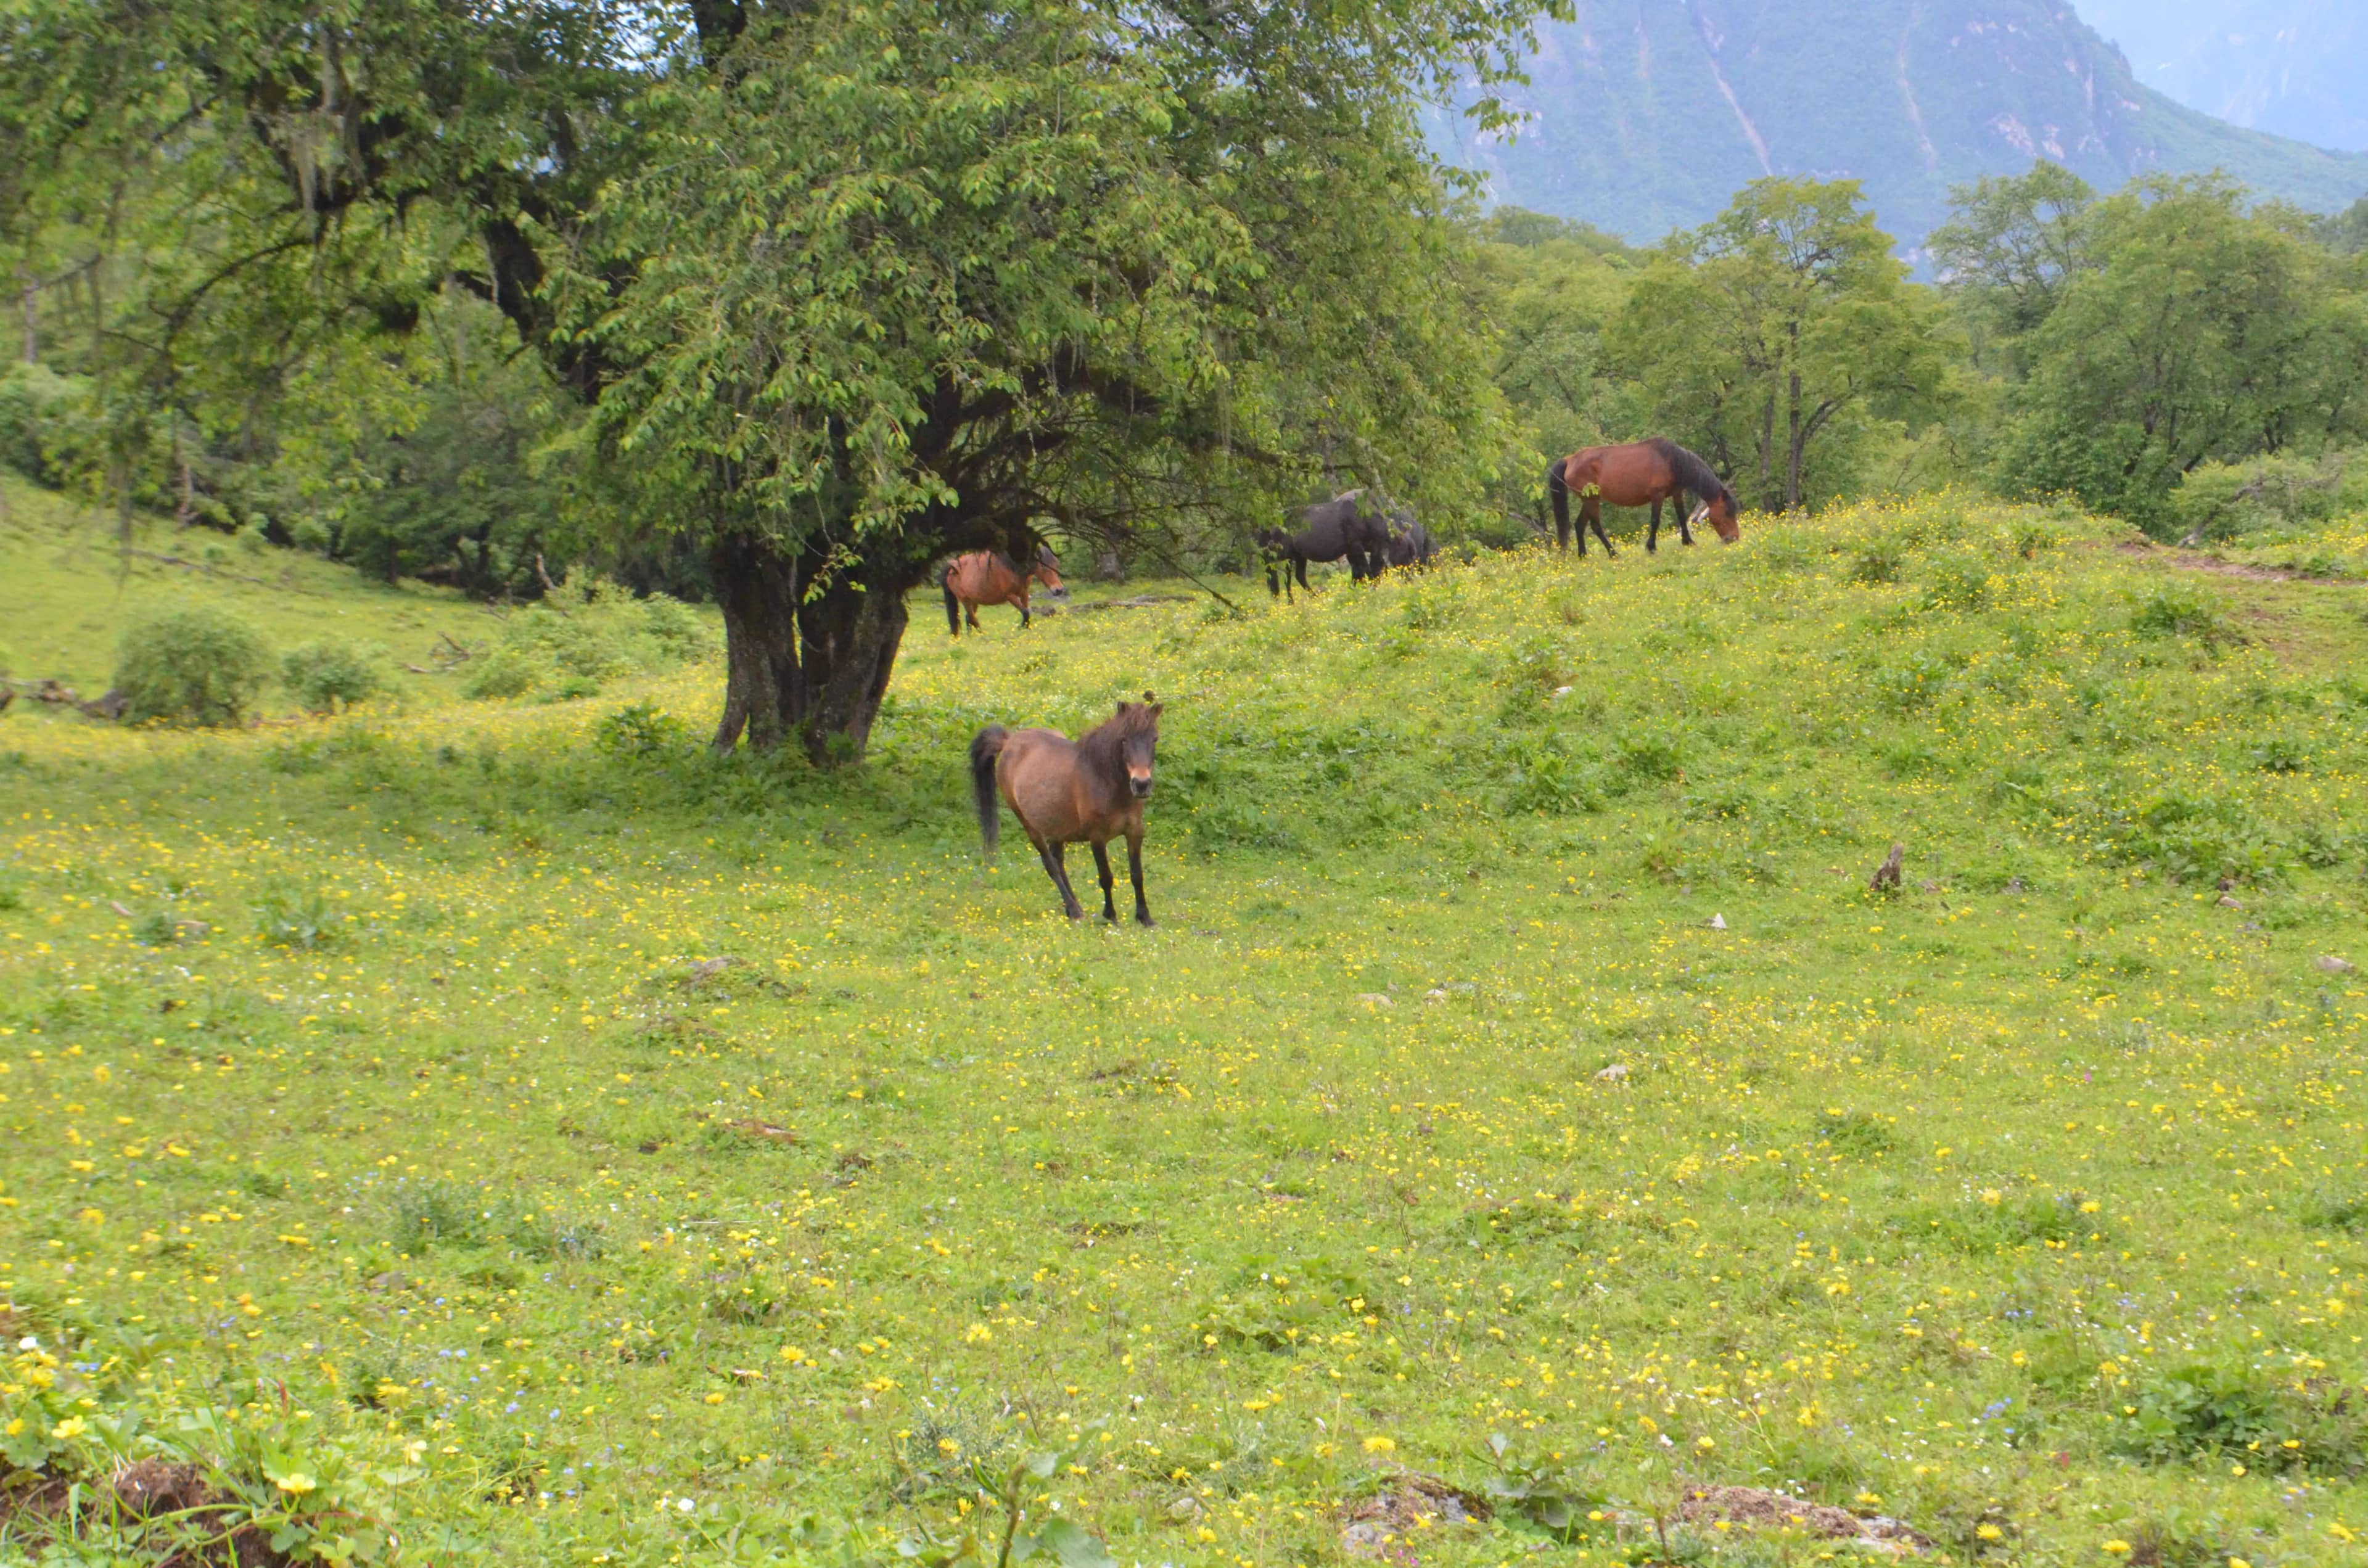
[2129, 582, 2233, 647]
[463, 581, 715, 702]
[2113, 1361, 2368, 1474]
[114, 604, 273, 725]
[252, 882, 345, 949]
[281, 639, 385, 713]
[594, 700, 693, 758]
[2167, 448, 2367, 543]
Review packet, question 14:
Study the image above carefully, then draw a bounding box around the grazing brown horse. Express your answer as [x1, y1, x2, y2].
[943, 544, 1066, 634]
[971, 695, 1162, 926]
[1548, 438, 1741, 556]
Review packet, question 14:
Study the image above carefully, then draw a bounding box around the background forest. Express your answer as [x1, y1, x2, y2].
[3, 0, 2367, 755]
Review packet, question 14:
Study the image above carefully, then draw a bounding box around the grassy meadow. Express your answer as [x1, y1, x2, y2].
[2, 494, 2367, 1566]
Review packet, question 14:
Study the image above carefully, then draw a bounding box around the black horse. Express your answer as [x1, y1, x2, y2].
[1381, 507, 1434, 571]
[1257, 490, 1391, 601]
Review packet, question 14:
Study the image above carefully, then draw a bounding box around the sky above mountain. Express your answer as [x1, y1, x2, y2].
[2073, 1, 2368, 152]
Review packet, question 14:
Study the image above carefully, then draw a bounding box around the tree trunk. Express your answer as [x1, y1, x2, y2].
[1785, 369, 1804, 511]
[709, 532, 801, 755]
[794, 560, 914, 768]
[1757, 390, 1776, 506]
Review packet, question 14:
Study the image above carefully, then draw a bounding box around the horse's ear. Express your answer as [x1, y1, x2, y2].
[1114, 700, 1130, 716]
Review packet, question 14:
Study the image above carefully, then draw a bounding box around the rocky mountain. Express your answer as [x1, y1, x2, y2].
[2076, 1, 2368, 152]
[1428, 0, 2368, 250]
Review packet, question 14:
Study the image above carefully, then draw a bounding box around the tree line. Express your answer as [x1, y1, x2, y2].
[4, 2, 2366, 762]
[1483, 168, 2368, 536]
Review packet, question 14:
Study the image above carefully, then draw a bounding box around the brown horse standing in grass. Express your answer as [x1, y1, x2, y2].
[971, 696, 1162, 926]
[943, 544, 1066, 634]
[1548, 438, 1741, 556]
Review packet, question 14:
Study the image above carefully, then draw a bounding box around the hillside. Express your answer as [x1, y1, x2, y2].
[2077, 0, 2368, 153]
[1432, 0, 2368, 248]
[0, 475, 506, 704]
[5, 495, 2367, 1562]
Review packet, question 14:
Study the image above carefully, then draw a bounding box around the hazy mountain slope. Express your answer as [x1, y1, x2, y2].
[2075, 0, 2368, 152]
[1430, 0, 2368, 248]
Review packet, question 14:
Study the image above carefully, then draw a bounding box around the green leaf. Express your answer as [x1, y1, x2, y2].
[1032, 1519, 1119, 1568]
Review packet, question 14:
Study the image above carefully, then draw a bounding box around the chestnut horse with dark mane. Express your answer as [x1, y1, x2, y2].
[943, 544, 1066, 634]
[971, 695, 1162, 926]
[1548, 438, 1740, 556]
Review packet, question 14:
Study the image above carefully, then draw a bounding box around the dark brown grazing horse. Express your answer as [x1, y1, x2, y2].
[944, 544, 1066, 634]
[1548, 438, 1741, 556]
[971, 695, 1162, 926]
[1256, 490, 1392, 601]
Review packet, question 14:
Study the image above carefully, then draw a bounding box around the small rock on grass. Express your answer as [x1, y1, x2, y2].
[1708, 913, 1727, 930]
[1355, 992, 1392, 1008]
[1595, 1063, 1630, 1083]
[2317, 954, 2356, 975]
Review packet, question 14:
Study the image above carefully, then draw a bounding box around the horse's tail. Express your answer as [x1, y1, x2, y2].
[968, 724, 1007, 858]
[942, 565, 961, 636]
[1547, 456, 1569, 538]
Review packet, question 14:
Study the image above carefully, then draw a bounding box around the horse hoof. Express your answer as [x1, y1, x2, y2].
[1136, 914, 1156, 928]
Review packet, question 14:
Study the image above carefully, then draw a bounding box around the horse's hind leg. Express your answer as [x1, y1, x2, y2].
[1125, 831, 1153, 927]
[1585, 499, 1614, 558]
[1091, 842, 1117, 922]
[1035, 839, 1085, 920]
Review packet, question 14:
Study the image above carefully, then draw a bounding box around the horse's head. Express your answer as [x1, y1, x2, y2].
[1254, 525, 1289, 554]
[1113, 692, 1162, 799]
[1030, 542, 1068, 597]
[1694, 488, 1742, 544]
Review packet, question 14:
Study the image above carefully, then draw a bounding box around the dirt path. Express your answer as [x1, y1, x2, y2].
[2115, 541, 2358, 584]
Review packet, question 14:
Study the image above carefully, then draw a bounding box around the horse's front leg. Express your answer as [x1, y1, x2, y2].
[1647, 501, 1661, 554]
[1037, 839, 1085, 920]
[1678, 504, 1696, 547]
[1125, 831, 1153, 927]
[1266, 564, 1282, 598]
[1091, 841, 1117, 922]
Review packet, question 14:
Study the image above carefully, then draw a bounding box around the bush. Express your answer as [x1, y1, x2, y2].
[114, 605, 273, 726]
[594, 701, 692, 758]
[462, 581, 717, 703]
[2166, 449, 2366, 544]
[2129, 582, 2234, 647]
[281, 641, 385, 713]
[459, 644, 559, 700]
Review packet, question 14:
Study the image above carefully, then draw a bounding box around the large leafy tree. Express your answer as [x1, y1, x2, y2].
[1926, 160, 2095, 377]
[2, 0, 1542, 763]
[2000, 175, 2368, 528]
[1612, 178, 1948, 512]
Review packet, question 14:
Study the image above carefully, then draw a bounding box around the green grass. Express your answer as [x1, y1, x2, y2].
[3, 491, 2366, 1565]
[0, 474, 504, 704]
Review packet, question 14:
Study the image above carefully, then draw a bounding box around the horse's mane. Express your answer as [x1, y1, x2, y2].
[1075, 700, 1159, 779]
[1648, 438, 1735, 511]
